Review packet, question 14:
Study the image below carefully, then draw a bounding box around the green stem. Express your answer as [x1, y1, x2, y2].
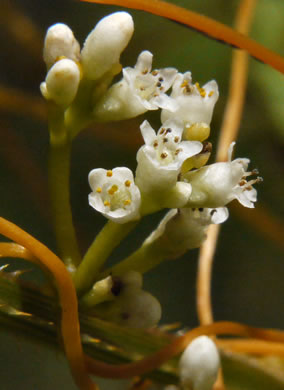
[74, 220, 137, 295]
[99, 242, 167, 279]
[48, 105, 81, 270]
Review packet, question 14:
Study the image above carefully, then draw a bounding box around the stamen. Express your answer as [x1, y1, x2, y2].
[141, 69, 148, 75]
[124, 199, 131, 206]
[209, 91, 214, 97]
[158, 77, 164, 82]
[96, 187, 102, 193]
[156, 82, 162, 87]
[104, 200, 110, 207]
[153, 141, 158, 148]
[151, 70, 158, 76]
[175, 148, 182, 155]
[181, 80, 189, 88]
[159, 128, 166, 135]
[160, 152, 168, 159]
[174, 136, 179, 143]
[163, 138, 168, 143]
[108, 185, 118, 195]
[165, 128, 172, 134]
[124, 180, 131, 187]
[106, 170, 113, 177]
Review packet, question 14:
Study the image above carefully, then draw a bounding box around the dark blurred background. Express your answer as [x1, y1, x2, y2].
[0, 0, 283, 388]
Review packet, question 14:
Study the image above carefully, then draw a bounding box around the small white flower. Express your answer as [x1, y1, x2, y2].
[43, 23, 80, 69]
[179, 336, 220, 390]
[161, 72, 219, 139]
[88, 167, 141, 223]
[40, 58, 80, 106]
[183, 143, 262, 208]
[135, 119, 202, 193]
[144, 206, 228, 256]
[93, 51, 177, 121]
[81, 12, 134, 80]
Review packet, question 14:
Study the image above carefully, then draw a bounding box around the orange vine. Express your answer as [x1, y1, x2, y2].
[79, 0, 284, 74]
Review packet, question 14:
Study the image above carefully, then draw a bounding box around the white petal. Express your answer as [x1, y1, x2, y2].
[135, 50, 153, 72]
[209, 207, 229, 224]
[140, 120, 156, 145]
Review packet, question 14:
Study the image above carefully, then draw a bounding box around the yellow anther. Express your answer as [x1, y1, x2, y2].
[124, 199, 131, 206]
[180, 80, 189, 88]
[208, 91, 214, 97]
[106, 170, 113, 177]
[96, 187, 102, 193]
[200, 89, 206, 98]
[104, 200, 110, 207]
[124, 180, 131, 187]
[108, 184, 118, 195]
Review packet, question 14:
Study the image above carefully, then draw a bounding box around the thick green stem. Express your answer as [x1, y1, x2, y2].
[74, 220, 137, 295]
[48, 105, 81, 270]
[98, 241, 166, 279]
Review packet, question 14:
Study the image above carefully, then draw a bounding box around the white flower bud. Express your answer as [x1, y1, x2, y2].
[43, 23, 80, 69]
[179, 336, 220, 390]
[40, 58, 80, 106]
[88, 167, 141, 223]
[81, 12, 134, 80]
[110, 289, 162, 328]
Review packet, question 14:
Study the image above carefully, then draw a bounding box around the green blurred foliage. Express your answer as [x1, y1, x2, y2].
[0, 0, 283, 389]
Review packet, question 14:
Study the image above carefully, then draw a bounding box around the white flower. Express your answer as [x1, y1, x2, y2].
[93, 51, 177, 121]
[144, 206, 228, 257]
[161, 72, 219, 140]
[81, 12, 134, 80]
[179, 336, 220, 390]
[88, 167, 141, 223]
[40, 58, 80, 106]
[135, 119, 202, 193]
[183, 143, 262, 208]
[43, 23, 80, 69]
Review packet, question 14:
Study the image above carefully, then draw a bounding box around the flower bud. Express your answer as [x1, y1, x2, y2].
[81, 12, 134, 80]
[43, 23, 80, 69]
[40, 58, 80, 106]
[179, 336, 220, 390]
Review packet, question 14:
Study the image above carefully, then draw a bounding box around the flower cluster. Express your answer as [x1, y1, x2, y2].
[41, 10, 261, 238]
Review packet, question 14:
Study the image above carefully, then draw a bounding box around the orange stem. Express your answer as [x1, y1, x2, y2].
[85, 321, 284, 378]
[0, 217, 97, 390]
[79, 0, 284, 74]
[217, 338, 284, 357]
[196, 0, 257, 328]
[1, 231, 284, 381]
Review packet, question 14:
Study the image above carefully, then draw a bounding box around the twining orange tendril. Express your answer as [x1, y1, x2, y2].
[196, 0, 256, 328]
[0, 217, 97, 390]
[217, 338, 284, 357]
[79, 0, 284, 74]
[1, 229, 284, 381]
[0, 242, 37, 263]
[85, 321, 284, 378]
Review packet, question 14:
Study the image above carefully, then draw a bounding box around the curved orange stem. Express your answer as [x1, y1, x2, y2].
[217, 338, 284, 357]
[85, 321, 284, 378]
[0, 217, 97, 390]
[79, 0, 284, 74]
